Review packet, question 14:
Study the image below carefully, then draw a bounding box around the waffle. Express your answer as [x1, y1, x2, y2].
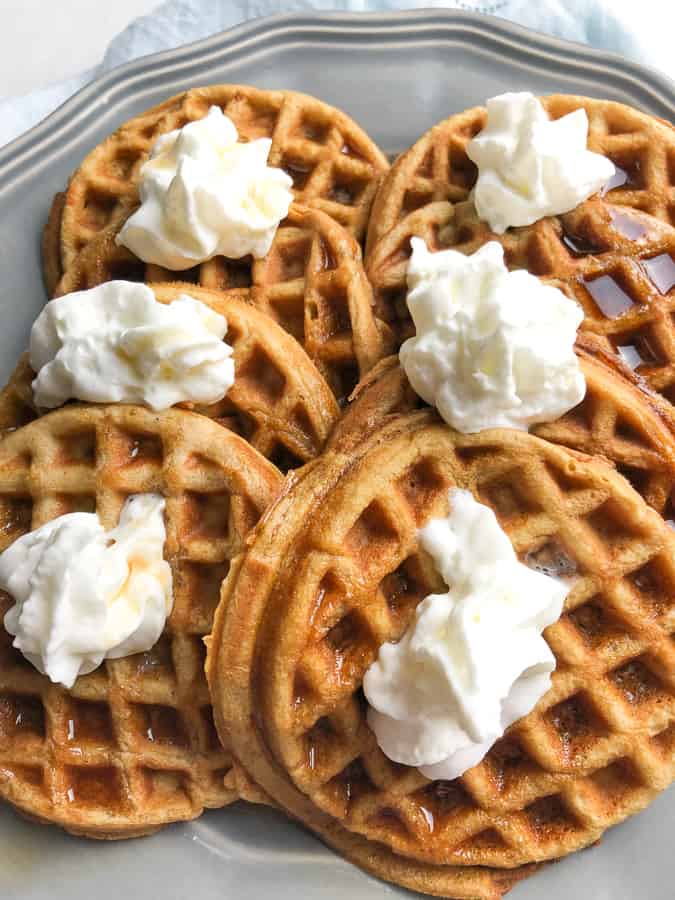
[0, 403, 283, 838]
[53, 205, 391, 402]
[330, 334, 675, 521]
[366, 94, 675, 257]
[0, 283, 339, 471]
[208, 411, 675, 895]
[44, 85, 390, 293]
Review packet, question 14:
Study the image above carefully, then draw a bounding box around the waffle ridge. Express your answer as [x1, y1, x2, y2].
[0, 354, 37, 435]
[0, 403, 283, 838]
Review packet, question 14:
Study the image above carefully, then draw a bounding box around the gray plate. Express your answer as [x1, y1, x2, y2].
[0, 9, 673, 900]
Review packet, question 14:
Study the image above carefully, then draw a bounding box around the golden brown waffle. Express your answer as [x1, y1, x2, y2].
[208, 412, 675, 894]
[366, 94, 675, 257]
[0, 283, 339, 470]
[0, 404, 283, 838]
[330, 334, 675, 521]
[45, 85, 389, 292]
[53, 205, 391, 402]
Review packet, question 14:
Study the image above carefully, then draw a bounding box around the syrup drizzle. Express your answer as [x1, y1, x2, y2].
[613, 331, 660, 369]
[525, 540, 577, 578]
[282, 160, 312, 189]
[561, 229, 602, 258]
[601, 163, 634, 195]
[665, 494, 675, 530]
[581, 274, 635, 318]
[617, 345, 643, 370]
[642, 253, 675, 294]
[419, 805, 435, 833]
[609, 209, 647, 241]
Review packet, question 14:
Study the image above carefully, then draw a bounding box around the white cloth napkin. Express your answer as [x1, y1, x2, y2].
[1, 0, 672, 149]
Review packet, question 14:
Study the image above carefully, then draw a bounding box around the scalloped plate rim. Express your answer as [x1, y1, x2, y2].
[1, 8, 675, 182]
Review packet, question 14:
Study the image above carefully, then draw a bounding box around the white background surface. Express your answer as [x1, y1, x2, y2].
[0, 0, 160, 100]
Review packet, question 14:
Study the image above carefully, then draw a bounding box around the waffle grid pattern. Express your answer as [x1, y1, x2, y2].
[367, 192, 675, 395]
[55, 207, 389, 402]
[258, 426, 675, 868]
[329, 345, 675, 523]
[179, 288, 340, 467]
[56, 85, 389, 280]
[366, 95, 675, 256]
[54, 97, 180, 279]
[0, 405, 282, 836]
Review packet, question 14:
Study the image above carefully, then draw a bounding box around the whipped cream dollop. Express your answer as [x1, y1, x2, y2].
[466, 92, 615, 233]
[0, 494, 173, 689]
[30, 281, 235, 411]
[363, 489, 568, 780]
[116, 105, 294, 268]
[399, 239, 586, 433]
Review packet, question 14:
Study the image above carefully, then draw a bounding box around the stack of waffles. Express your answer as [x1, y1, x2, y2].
[0, 87, 673, 899]
[0, 85, 391, 839]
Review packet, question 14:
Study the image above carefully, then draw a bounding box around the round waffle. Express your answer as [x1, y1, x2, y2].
[366, 94, 675, 257]
[0, 283, 339, 471]
[208, 412, 675, 894]
[208, 421, 538, 898]
[53, 205, 391, 402]
[0, 403, 283, 838]
[45, 84, 390, 292]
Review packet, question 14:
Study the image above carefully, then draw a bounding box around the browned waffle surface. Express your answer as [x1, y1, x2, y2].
[0, 404, 283, 838]
[367, 193, 675, 396]
[366, 94, 675, 257]
[209, 414, 675, 889]
[48, 85, 389, 285]
[330, 336, 675, 521]
[0, 284, 339, 471]
[54, 205, 391, 402]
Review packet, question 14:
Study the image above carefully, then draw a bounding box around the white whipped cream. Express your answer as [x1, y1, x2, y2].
[363, 489, 567, 779]
[399, 239, 585, 433]
[116, 105, 293, 268]
[30, 281, 235, 411]
[466, 92, 615, 233]
[0, 494, 173, 689]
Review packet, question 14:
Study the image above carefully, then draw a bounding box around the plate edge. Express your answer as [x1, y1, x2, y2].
[1, 8, 675, 186]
